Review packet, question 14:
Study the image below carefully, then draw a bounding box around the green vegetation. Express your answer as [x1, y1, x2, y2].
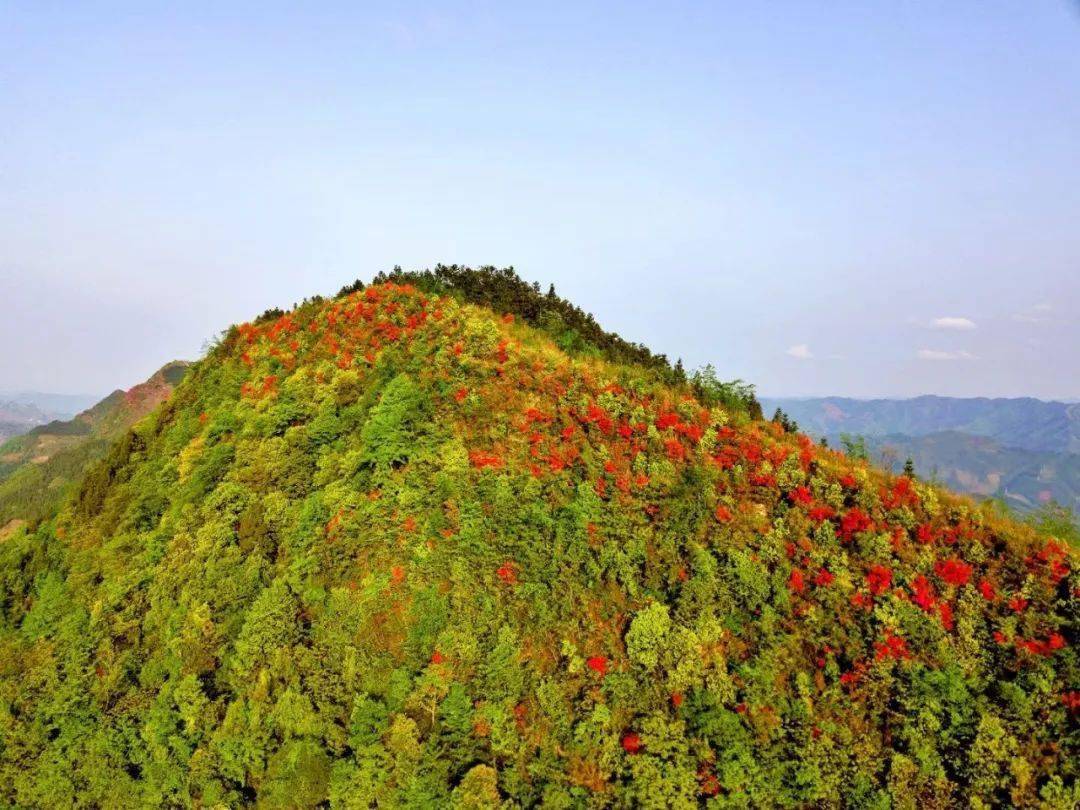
[1022, 503, 1080, 550]
[839, 432, 870, 462]
[0, 361, 188, 527]
[0, 437, 109, 527]
[0, 275, 1075, 807]
[340, 265, 762, 418]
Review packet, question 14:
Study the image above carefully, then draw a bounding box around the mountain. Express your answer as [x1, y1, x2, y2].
[0, 391, 100, 420]
[762, 397, 1080, 523]
[861, 432, 1080, 515]
[761, 395, 1080, 455]
[0, 401, 55, 444]
[0, 361, 190, 532]
[0, 269, 1075, 807]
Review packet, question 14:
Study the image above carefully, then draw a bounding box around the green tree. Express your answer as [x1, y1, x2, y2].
[359, 373, 430, 470]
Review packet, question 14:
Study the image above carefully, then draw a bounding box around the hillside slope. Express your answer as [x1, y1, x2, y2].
[0, 361, 189, 531]
[0, 279, 1076, 808]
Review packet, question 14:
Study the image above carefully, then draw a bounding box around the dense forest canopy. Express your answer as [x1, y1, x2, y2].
[0, 273, 1075, 807]
[339, 266, 761, 419]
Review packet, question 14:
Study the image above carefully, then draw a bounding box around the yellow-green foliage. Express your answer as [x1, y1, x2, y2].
[0, 279, 1075, 808]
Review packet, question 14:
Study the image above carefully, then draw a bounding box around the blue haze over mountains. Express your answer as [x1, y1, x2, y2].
[0, 392, 98, 443]
[762, 395, 1080, 518]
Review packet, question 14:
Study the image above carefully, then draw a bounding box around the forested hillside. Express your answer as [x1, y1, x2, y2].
[0, 275, 1075, 807]
[0, 361, 189, 531]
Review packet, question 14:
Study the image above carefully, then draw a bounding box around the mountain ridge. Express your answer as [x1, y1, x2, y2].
[0, 360, 190, 530]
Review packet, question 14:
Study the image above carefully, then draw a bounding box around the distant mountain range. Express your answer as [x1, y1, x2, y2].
[762, 395, 1080, 518]
[760, 395, 1080, 454]
[0, 390, 99, 417]
[0, 391, 100, 443]
[0, 362, 189, 531]
[0, 401, 55, 443]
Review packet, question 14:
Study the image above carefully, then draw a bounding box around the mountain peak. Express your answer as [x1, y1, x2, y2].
[0, 271, 1075, 807]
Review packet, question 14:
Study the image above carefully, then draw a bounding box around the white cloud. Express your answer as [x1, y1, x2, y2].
[930, 316, 976, 330]
[786, 343, 813, 360]
[916, 349, 976, 361]
[1013, 303, 1053, 323]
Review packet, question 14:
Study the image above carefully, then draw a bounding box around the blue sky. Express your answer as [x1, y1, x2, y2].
[2, 1, 1078, 399]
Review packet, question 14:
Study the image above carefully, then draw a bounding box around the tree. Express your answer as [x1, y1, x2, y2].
[359, 374, 430, 470]
[450, 765, 501, 808]
[626, 603, 672, 671]
[771, 408, 799, 434]
[839, 433, 870, 461]
[690, 364, 759, 416]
